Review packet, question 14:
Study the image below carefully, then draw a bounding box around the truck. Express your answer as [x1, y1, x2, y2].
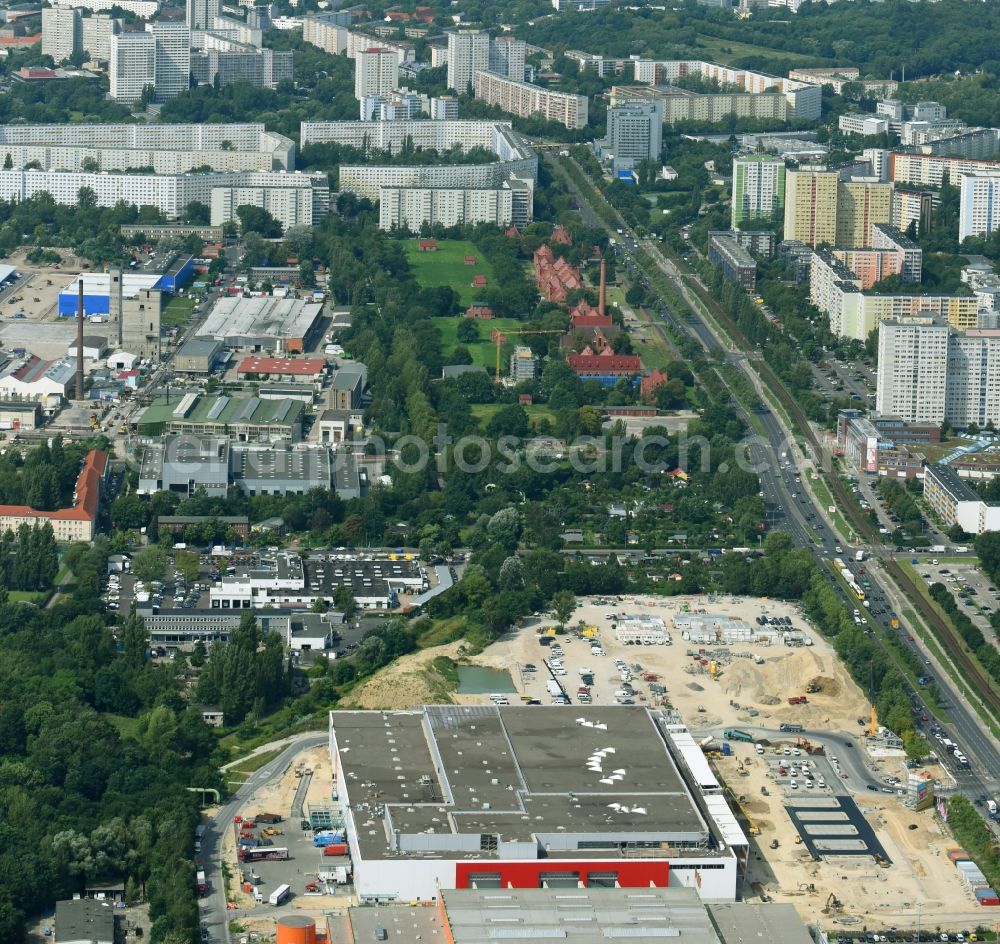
[268, 884, 291, 906]
[196, 869, 207, 896]
[722, 729, 754, 743]
[930, 545, 946, 553]
[787, 696, 808, 705]
[779, 723, 804, 733]
[855, 550, 865, 562]
[988, 800, 998, 819]
[194, 824, 206, 853]
[546, 679, 562, 697]
[238, 846, 289, 863]
[255, 813, 283, 824]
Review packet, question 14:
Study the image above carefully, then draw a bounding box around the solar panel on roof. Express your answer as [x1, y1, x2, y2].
[206, 396, 229, 420]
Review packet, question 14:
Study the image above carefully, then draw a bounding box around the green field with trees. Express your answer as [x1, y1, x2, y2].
[405, 239, 498, 307]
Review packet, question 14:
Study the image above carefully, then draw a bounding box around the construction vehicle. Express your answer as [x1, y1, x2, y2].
[787, 695, 808, 705]
[823, 893, 842, 913]
[805, 679, 820, 694]
[770, 839, 779, 849]
[798, 883, 815, 893]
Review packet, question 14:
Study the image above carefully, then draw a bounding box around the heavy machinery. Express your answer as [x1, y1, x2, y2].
[823, 892, 842, 914]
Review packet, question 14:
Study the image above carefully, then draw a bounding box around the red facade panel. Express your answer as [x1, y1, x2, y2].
[454, 860, 669, 889]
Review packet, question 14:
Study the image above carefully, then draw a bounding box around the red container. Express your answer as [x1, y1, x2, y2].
[323, 843, 348, 856]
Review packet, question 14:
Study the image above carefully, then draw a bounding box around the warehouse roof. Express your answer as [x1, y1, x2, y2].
[238, 355, 327, 376]
[707, 902, 813, 944]
[55, 898, 115, 944]
[137, 395, 304, 429]
[330, 706, 712, 861]
[197, 296, 323, 344]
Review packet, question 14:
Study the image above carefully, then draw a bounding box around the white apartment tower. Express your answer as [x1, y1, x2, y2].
[109, 31, 156, 105]
[354, 47, 399, 102]
[148, 22, 191, 103]
[875, 318, 951, 424]
[187, 0, 221, 31]
[82, 14, 118, 62]
[42, 7, 82, 63]
[731, 156, 785, 231]
[447, 29, 490, 94]
[958, 172, 1000, 242]
[489, 36, 526, 81]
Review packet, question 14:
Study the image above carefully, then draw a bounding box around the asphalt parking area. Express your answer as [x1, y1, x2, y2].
[785, 795, 890, 862]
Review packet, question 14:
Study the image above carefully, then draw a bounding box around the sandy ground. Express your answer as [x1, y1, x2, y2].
[342, 592, 987, 931]
[341, 640, 465, 709]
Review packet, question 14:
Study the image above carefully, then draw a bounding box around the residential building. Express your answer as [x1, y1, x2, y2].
[51, 0, 158, 15]
[190, 44, 293, 90]
[838, 114, 889, 136]
[186, 0, 220, 30]
[328, 707, 745, 900]
[731, 155, 785, 230]
[0, 449, 106, 542]
[871, 223, 923, 281]
[109, 30, 156, 104]
[446, 28, 490, 93]
[82, 14, 118, 61]
[783, 167, 838, 246]
[788, 67, 897, 97]
[958, 172, 1000, 241]
[148, 22, 190, 102]
[509, 345, 538, 382]
[360, 90, 424, 121]
[924, 462, 1000, 534]
[876, 318, 950, 424]
[42, 6, 81, 62]
[300, 12, 351, 53]
[836, 177, 893, 248]
[708, 233, 757, 289]
[430, 95, 459, 120]
[379, 182, 528, 231]
[597, 100, 663, 170]
[892, 187, 934, 235]
[473, 71, 587, 129]
[354, 47, 398, 101]
[829, 289, 978, 341]
[488, 35, 526, 81]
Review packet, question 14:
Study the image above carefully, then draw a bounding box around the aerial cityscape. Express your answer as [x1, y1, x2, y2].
[2, 0, 1000, 942]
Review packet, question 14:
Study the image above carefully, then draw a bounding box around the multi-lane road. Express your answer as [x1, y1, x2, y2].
[550, 152, 1000, 806]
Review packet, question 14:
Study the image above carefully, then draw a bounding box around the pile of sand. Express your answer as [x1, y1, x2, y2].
[341, 642, 463, 710]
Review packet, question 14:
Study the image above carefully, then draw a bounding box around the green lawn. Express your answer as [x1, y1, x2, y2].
[434, 316, 526, 371]
[471, 403, 557, 430]
[405, 239, 497, 306]
[8, 590, 48, 605]
[163, 296, 197, 327]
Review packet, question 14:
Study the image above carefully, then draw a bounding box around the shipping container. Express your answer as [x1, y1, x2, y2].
[323, 843, 348, 856]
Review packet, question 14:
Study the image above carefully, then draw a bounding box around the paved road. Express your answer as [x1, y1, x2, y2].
[200, 733, 328, 944]
[555, 155, 1000, 809]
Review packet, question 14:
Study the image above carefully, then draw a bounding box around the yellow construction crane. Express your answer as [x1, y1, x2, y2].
[493, 327, 563, 382]
[868, 705, 879, 737]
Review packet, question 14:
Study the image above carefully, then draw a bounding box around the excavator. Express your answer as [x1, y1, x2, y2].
[823, 892, 843, 914]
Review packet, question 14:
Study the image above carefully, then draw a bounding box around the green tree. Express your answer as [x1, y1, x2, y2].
[132, 545, 168, 584]
[552, 589, 576, 627]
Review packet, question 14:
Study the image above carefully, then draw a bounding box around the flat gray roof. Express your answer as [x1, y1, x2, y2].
[331, 706, 712, 862]
[707, 902, 813, 944]
[55, 898, 115, 944]
[440, 887, 723, 944]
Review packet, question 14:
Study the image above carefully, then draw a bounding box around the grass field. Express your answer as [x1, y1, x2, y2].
[693, 33, 828, 67]
[405, 239, 496, 306]
[434, 316, 525, 371]
[471, 403, 557, 430]
[163, 296, 197, 327]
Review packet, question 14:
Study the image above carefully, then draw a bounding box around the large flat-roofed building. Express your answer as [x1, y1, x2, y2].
[197, 296, 323, 352]
[135, 393, 304, 442]
[707, 233, 756, 289]
[924, 462, 1000, 533]
[379, 183, 529, 231]
[55, 897, 115, 944]
[328, 706, 744, 902]
[473, 71, 588, 129]
[230, 443, 332, 495]
[137, 436, 230, 495]
[0, 122, 294, 173]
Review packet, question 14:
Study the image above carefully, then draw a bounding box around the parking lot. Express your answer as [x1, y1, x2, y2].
[911, 559, 1000, 642]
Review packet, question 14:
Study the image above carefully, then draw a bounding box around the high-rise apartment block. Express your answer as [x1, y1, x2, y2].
[877, 317, 1000, 428]
[82, 14, 119, 61]
[42, 7, 82, 63]
[149, 22, 190, 102]
[489, 36, 526, 82]
[109, 30, 156, 104]
[835, 177, 893, 248]
[354, 47, 399, 101]
[446, 28, 490, 93]
[186, 0, 221, 31]
[783, 168, 838, 247]
[473, 71, 588, 130]
[731, 155, 785, 230]
[430, 96, 459, 120]
[958, 172, 1000, 241]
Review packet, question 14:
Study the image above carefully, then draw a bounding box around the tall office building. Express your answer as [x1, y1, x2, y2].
[731, 155, 785, 231]
[489, 36, 526, 81]
[835, 178, 893, 248]
[446, 28, 490, 94]
[354, 47, 398, 102]
[186, 0, 220, 31]
[599, 100, 663, 169]
[149, 22, 190, 102]
[783, 167, 838, 247]
[109, 30, 156, 104]
[958, 172, 1000, 241]
[42, 7, 82, 63]
[876, 318, 950, 424]
[82, 14, 118, 61]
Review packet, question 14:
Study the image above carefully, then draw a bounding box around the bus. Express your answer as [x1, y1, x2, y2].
[238, 846, 289, 863]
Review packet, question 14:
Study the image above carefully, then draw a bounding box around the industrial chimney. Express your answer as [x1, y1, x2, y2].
[598, 258, 607, 318]
[75, 279, 84, 401]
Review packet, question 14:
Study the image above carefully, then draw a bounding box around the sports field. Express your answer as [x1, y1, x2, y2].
[405, 239, 496, 306]
[434, 316, 525, 371]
